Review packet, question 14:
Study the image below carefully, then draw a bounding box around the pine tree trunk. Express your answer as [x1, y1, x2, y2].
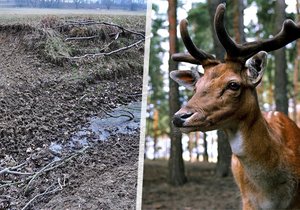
[233, 0, 245, 43]
[274, 0, 288, 115]
[293, 0, 300, 123]
[203, 133, 209, 162]
[168, 0, 187, 186]
[195, 132, 200, 161]
[216, 130, 232, 177]
[153, 109, 159, 159]
[188, 133, 193, 162]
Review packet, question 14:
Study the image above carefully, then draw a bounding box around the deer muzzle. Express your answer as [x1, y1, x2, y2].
[172, 112, 194, 127]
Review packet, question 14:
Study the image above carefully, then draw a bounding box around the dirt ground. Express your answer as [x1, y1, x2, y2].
[0, 12, 145, 210]
[142, 160, 241, 210]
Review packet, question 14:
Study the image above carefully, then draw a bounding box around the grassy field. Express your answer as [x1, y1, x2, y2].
[0, 7, 146, 24]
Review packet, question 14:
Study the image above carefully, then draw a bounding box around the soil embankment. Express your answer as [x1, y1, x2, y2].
[0, 14, 145, 209]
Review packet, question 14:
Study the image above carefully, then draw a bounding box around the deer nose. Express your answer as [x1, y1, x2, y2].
[172, 112, 193, 127]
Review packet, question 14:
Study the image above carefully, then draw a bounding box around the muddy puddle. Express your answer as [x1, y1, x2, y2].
[49, 101, 141, 156]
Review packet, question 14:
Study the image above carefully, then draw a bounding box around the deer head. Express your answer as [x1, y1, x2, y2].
[171, 3, 300, 133]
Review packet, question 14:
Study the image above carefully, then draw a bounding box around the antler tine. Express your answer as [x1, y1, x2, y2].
[215, 3, 300, 62]
[172, 53, 202, 65]
[214, 4, 240, 58]
[172, 19, 216, 65]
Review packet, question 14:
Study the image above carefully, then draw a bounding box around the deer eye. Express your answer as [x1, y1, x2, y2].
[228, 82, 241, 91]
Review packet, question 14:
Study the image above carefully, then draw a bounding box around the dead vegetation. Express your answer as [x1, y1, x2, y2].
[0, 15, 145, 66]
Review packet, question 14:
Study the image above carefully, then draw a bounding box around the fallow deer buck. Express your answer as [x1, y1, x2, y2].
[170, 3, 300, 209]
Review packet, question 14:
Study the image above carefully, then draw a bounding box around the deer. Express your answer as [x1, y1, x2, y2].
[170, 3, 300, 209]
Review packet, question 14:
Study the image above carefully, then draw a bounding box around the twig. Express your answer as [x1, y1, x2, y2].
[0, 195, 16, 200]
[0, 147, 88, 191]
[65, 31, 120, 42]
[0, 161, 33, 176]
[65, 35, 99, 41]
[0, 161, 27, 174]
[43, 147, 88, 172]
[69, 39, 144, 59]
[98, 32, 120, 51]
[21, 177, 65, 210]
[79, 94, 88, 101]
[59, 20, 145, 38]
[23, 160, 58, 194]
[0, 180, 25, 188]
[0, 170, 34, 176]
[24, 147, 88, 194]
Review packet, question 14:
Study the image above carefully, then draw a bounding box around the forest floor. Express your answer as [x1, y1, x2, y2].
[0, 12, 145, 209]
[142, 160, 241, 210]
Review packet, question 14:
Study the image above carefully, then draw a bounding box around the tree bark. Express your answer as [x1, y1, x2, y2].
[233, 0, 245, 43]
[203, 133, 208, 162]
[188, 133, 193, 162]
[216, 130, 232, 177]
[168, 0, 187, 186]
[293, 0, 300, 123]
[195, 132, 200, 161]
[153, 109, 159, 159]
[274, 0, 288, 115]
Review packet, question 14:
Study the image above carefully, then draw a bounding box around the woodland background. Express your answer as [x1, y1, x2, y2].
[143, 0, 300, 209]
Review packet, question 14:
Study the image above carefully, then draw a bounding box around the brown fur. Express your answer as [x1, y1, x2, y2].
[173, 60, 300, 209]
[171, 4, 300, 208]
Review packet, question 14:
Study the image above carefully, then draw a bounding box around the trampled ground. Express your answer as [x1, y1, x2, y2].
[0, 11, 145, 210]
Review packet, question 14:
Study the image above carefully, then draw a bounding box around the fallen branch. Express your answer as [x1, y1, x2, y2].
[21, 177, 66, 210]
[0, 161, 26, 173]
[24, 146, 88, 194]
[0, 195, 16, 200]
[60, 20, 145, 38]
[65, 35, 99, 41]
[0, 161, 33, 176]
[0, 170, 34, 176]
[0, 147, 89, 191]
[69, 39, 144, 59]
[24, 159, 59, 194]
[97, 32, 121, 53]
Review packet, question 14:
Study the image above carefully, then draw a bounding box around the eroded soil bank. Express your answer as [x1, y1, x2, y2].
[0, 14, 145, 210]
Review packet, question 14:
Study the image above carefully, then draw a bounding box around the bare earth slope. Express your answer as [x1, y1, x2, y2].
[0, 14, 144, 210]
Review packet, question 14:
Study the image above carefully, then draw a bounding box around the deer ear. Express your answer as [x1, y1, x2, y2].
[170, 69, 201, 90]
[246, 51, 268, 87]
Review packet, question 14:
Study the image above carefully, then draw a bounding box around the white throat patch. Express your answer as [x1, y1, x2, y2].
[228, 131, 244, 156]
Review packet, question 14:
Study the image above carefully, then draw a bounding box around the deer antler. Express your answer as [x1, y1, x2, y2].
[172, 19, 219, 66]
[215, 3, 300, 62]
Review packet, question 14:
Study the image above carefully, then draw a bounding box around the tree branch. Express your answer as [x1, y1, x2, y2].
[69, 39, 144, 59]
[61, 20, 145, 38]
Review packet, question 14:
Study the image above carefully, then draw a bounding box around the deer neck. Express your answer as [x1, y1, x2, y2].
[225, 97, 279, 166]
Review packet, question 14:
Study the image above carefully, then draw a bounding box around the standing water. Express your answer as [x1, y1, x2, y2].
[49, 101, 141, 156]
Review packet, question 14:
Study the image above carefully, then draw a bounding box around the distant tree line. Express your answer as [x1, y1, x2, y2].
[2, 0, 146, 10]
